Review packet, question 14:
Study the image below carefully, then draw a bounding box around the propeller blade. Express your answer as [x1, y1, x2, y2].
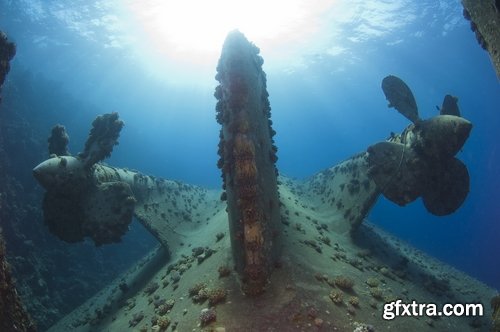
[440, 95, 460, 117]
[42, 181, 135, 246]
[422, 158, 470, 216]
[48, 124, 70, 156]
[381, 75, 420, 123]
[367, 141, 424, 205]
[78, 112, 124, 168]
[82, 182, 135, 246]
[414, 115, 472, 159]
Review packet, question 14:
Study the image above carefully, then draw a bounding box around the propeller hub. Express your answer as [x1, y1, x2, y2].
[33, 156, 87, 192]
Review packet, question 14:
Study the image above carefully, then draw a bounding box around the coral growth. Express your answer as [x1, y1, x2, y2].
[189, 283, 209, 303]
[353, 322, 376, 332]
[216, 232, 225, 242]
[348, 296, 360, 307]
[156, 299, 174, 315]
[157, 315, 170, 330]
[189, 282, 227, 306]
[334, 276, 355, 290]
[233, 134, 256, 159]
[218, 265, 231, 278]
[235, 159, 258, 182]
[365, 277, 380, 288]
[208, 287, 227, 306]
[369, 287, 383, 300]
[189, 282, 207, 297]
[199, 308, 216, 326]
[329, 290, 344, 304]
[144, 281, 159, 295]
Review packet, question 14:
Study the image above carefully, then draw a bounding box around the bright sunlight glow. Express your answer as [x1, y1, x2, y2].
[125, 0, 334, 69]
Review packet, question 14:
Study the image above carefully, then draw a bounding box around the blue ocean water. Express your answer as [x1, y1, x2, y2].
[1, 0, 498, 294]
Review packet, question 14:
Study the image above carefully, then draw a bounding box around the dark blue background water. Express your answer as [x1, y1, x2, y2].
[1, 0, 499, 290]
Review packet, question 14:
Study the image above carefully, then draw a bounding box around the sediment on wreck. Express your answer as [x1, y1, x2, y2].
[215, 31, 281, 295]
